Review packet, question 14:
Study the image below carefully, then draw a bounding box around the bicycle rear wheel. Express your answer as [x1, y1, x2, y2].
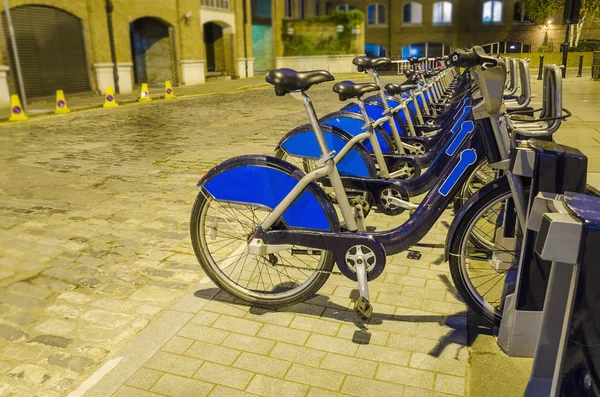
[191, 179, 337, 308]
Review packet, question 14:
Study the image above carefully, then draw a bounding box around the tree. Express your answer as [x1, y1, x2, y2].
[523, 0, 563, 24]
[575, 0, 600, 47]
[525, 0, 600, 47]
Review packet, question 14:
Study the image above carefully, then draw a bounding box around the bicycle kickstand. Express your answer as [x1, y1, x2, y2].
[353, 253, 373, 321]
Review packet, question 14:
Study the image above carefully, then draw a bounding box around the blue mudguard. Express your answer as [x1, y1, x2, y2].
[276, 124, 377, 179]
[319, 111, 394, 154]
[340, 101, 405, 137]
[199, 155, 339, 232]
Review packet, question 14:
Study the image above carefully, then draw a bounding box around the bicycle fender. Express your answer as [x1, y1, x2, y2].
[444, 175, 509, 261]
[198, 155, 339, 232]
[276, 124, 377, 179]
[319, 111, 394, 154]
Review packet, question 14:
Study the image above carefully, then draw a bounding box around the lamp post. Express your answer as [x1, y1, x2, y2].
[106, 0, 119, 93]
[3, 0, 27, 110]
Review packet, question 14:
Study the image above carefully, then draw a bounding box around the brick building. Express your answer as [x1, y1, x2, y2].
[0, 0, 289, 103]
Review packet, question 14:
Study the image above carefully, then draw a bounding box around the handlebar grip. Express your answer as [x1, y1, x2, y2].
[448, 50, 477, 67]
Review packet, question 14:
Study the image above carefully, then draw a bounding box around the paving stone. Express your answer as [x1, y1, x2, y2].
[185, 341, 241, 366]
[46, 353, 94, 373]
[136, 305, 163, 316]
[113, 385, 166, 397]
[189, 311, 220, 326]
[221, 333, 275, 355]
[7, 364, 52, 386]
[284, 363, 345, 391]
[246, 374, 309, 397]
[35, 319, 75, 336]
[0, 293, 47, 309]
[410, 352, 466, 376]
[233, 352, 290, 378]
[306, 388, 354, 397]
[0, 343, 47, 362]
[7, 311, 39, 326]
[244, 308, 295, 327]
[8, 282, 53, 299]
[194, 362, 254, 390]
[435, 374, 466, 396]
[145, 351, 203, 377]
[320, 352, 378, 377]
[257, 324, 309, 345]
[341, 375, 405, 397]
[305, 334, 359, 356]
[355, 344, 411, 366]
[151, 373, 214, 397]
[212, 315, 263, 336]
[162, 336, 194, 354]
[29, 335, 73, 348]
[56, 291, 92, 305]
[289, 316, 340, 336]
[337, 324, 389, 346]
[268, 342, 326, 367]
[82, 310, 133, 328]
[0, 324, 29, 341]
[129, 286, 179, 303]
[376, 363, 436, 389]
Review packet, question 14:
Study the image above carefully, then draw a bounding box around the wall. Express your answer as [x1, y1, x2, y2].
[500, 52, 595, 68]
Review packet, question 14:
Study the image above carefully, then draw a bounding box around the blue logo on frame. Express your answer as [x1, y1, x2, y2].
[439, 149, 477, 196]
[446, 121, 475, 156]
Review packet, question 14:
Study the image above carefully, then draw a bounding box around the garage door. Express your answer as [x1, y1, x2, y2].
[1, 5, 90, 98]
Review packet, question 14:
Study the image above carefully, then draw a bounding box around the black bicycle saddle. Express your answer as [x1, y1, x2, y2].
[353, 56, 391, 72]
[333, 81, 380, 101]
[266, 68, 334, 96]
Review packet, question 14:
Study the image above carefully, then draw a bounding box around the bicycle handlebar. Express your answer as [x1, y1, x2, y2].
[448, 47, 498, 69]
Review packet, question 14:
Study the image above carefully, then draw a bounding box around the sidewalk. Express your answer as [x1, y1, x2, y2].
[0, 73, 369, 121]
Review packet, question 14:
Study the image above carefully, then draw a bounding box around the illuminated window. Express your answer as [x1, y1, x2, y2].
[367, 3, 386, 25]
[403, 2, 422, 24]
[337, 3, 356, 11]
[432, 1, 452, 24]
[483, 0, 503, 23]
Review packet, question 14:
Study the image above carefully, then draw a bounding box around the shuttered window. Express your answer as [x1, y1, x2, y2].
[1, 5, 90, 98]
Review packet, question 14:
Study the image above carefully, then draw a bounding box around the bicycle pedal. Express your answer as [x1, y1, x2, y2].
[354, 296, 373, 321]
[407, 250, 422, 260]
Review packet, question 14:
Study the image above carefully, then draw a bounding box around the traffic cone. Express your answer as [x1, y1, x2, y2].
[103, 86, 119, 108]
[9, 94, 28, 121]
[54, 90, 70, 114]
[164, 80, 176, 99]
[139, 83, 152, 102]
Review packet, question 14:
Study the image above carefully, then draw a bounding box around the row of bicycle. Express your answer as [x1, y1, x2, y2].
[190, 48, 600, 394]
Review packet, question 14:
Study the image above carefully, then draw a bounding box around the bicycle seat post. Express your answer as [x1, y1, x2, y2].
[292, 90, 330, 156]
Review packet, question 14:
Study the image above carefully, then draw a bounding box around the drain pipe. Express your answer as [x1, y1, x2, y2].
[105, 0, 120, 93]
[242, 0, 248, 78]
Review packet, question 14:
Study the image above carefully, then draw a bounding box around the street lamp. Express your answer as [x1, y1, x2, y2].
[336, 24, 344, 33]
[287, 27, 294, 36]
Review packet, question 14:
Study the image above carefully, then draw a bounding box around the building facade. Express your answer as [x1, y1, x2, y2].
[0, 0, 289, 103]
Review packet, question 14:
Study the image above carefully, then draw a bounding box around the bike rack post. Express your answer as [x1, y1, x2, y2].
[577, 54, 583, 77]
[537, 55, 544, 80]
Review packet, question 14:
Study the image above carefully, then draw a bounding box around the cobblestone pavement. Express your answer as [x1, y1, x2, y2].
[0, 75, 598, 396]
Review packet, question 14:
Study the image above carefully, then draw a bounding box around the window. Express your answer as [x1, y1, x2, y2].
[367, 3, 386, 25]
[482, 0, 502, 23]
[337, 4, 356, 11]
[315, 0, 321, 15]
[285, 0, 293, 18]
[432, 1, 452, 24]
[300, 0, 305, 18]
[325, 1, 331, 14]
[513, 1, 533, 23]
[403, 2, 422, 24]
[365, 44, 386, 57]
[402, 42, 451, 59]
[202, 0, 230, 9]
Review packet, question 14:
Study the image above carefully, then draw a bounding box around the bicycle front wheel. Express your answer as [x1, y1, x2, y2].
[448, 183, 521, 325]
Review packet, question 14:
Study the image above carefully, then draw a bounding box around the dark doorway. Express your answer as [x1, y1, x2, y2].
[203, 22, 224, 72]
[1, 5, 90, 98]
[130, 17, 176, 84]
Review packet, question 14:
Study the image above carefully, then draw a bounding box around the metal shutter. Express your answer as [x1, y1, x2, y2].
[2, 5, 90, 99]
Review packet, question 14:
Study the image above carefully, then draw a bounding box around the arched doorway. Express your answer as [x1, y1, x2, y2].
[1, 5, 90, 98]
[203, 21, 234, 77]
[130, 17, 177, 85]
